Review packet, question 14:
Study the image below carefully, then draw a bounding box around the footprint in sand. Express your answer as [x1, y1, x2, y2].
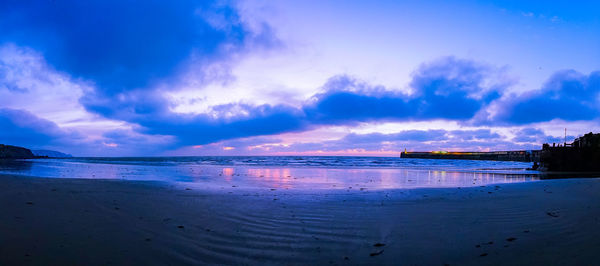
[370, 250, 384, 257]
[476, 241, 493, 248]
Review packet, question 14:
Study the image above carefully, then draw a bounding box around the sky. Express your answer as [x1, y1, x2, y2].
[0, 0, 599, 156]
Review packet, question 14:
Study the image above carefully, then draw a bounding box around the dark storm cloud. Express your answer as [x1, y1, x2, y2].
[135, 103, 308, 145]
[0, 0, 280, 134]
[302, 76, 413, 124]
[493, 70, 600, 124]
[0, 0, 251, 93]
[0, 108, 77, 148]
[407, 57, 503, 119]
[305, 57, 503, 124]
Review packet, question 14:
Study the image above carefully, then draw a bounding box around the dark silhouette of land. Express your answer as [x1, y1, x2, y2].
[0, 144, 71, 159]
[0, 144, 35, 159]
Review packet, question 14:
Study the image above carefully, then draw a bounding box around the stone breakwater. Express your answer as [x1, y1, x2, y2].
[400, 150, 538, 162]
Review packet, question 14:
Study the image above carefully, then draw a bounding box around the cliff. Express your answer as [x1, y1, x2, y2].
[0, 144, 35, 159]
[32, 150, 73, 158]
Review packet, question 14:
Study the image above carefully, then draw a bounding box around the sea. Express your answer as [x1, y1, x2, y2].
[0, 156, 541, 190]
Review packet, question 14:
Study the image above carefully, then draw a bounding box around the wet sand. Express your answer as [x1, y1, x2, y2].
[1, 174, 599, 265]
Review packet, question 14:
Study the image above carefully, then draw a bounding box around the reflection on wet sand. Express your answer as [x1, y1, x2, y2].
[246, 168, 293, 189]
[0, 160, 33, 171]
[0, 159, 544, 190]
[221, 168, 234, 182]
[221, 167, 540, 190]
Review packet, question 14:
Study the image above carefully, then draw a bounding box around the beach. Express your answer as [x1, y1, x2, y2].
[3, 1, 598, 265]
[1, 173, 599, 265]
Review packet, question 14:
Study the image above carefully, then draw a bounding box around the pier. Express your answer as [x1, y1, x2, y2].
[401, 132, 600, 172]
[400, 150, 540, 162]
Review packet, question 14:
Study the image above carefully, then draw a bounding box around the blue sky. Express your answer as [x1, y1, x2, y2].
[0, 0, 598, 156]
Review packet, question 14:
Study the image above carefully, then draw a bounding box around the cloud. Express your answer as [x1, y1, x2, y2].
[2, 37, 596, 154]
[0, 1, 280, 128]
[76, 57, 599, 148]
[94, 57, 516, 147]
[85, 57, 508, 147]
[305, 57, 506, 124]
[511, 128, 564, 144]
[95, 129, 175, 156]
[353, 130, 448, 142]
[298, 129, 513, 153]
[0, 0, 259, 93]
[0, 44, 94, 124]
[296, 129, 524, 153]
[0, 108, 171, 156]
[448, 129, 501, 141]
[184, 128, 517, 155]
[0, 108, 77, 148]
[303, 76, 413, 124]
[492, 70, 600, 124]
[408, 57, 505, 119]
[135, 103, 307, 146]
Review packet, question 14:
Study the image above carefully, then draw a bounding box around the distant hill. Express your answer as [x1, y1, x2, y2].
[0, 144, 35, 159]
[32, 150, 73, 158]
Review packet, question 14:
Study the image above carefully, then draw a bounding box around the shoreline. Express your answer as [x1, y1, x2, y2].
[1, 174, 599, 265]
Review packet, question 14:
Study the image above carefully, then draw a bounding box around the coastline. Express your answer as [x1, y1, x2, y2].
[1, 174, 599, 265]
